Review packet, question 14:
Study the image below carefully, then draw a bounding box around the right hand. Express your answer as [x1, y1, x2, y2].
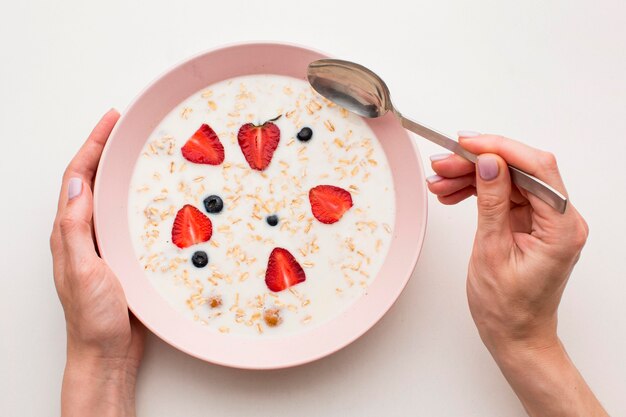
[426, 132, 608, 416]
[427, 132, 589, 353]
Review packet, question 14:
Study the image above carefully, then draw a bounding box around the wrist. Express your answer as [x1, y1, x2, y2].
[473, 311, 559, 360]
[62, 345, 138, 417]
[484, 337, 608, 417]
[66, 335, 141, 370]
[480, 328, 560, 365]
[487, 334, 564, 373]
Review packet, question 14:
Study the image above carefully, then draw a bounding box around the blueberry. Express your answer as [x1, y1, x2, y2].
[191, 251, 209, 268]
[296, 127, 313, 142]
[203, 195, 223, 213]
[266, 215, 279, 226]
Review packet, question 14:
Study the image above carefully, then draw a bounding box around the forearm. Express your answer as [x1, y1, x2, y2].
[62, 348, 138, 417]
[490, 338, 608, 417]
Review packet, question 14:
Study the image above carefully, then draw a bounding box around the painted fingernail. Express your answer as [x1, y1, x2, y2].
[68, 178, 82, 200]
[430, 153, 451, 162]
[426, 174, 444, 184]
[477, 156, 499, 181]
[458, 130, 481, 138]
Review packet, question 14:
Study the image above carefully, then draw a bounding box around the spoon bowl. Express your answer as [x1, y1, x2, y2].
[307, 59, 392, 118]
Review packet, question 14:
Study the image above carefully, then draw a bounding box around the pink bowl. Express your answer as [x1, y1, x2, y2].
[94, 42, 428, 369]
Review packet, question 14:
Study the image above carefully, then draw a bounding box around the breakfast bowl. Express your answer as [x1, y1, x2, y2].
[94, 42, 427, 369]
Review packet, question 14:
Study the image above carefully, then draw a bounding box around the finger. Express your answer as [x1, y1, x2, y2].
[427, 173, 475, 196]
[458, 134, 567, 197]
[510, 185, 528, 206]
[431, 152, 528, 206]
[59, 178, 97, 262]
[510, 205, 533, 234]
[474, 154, 514, 248]
[437, 186, 476, 205]
[57, 109, 120, 211]
[64, 108, 120, 181]
[430, 153, 476, 178]
[458, 134, 587, 248]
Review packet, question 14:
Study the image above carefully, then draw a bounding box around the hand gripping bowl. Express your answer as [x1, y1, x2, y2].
[93, 42, 428, 369]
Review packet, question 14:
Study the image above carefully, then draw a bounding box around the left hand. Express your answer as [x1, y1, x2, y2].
[50, 109, 144, 417]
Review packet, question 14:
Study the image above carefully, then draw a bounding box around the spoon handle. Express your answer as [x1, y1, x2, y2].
[398, 115, 568, 214]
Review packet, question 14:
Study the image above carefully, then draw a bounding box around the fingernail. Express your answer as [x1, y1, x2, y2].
[477, 156, 499, 181]
[426, 174, 444, 184]
[68, 178, 82, 200]
[430, 153, 451, 162]
[458, 130, 481, 138]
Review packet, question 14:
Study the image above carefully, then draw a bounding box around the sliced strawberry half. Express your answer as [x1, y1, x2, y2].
[309, 185, 353, 224]
[171, 204, 213, 249]
[237, 116, 281, 170]
[181, 124, 225, 165]
[265, 248, 306, 292]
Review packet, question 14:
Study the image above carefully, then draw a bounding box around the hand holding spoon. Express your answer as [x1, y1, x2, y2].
[307, 59, 567, 214]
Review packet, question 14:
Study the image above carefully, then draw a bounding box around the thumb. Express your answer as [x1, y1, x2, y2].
[59, 177, 97, 262]
[475, 154, 513, 245]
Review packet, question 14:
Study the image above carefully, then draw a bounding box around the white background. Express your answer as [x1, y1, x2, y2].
[1, 0, 625, 416]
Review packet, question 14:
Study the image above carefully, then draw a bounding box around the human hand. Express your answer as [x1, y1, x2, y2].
[427, 132, 607, 416]
[50, 109, 144, 417]
[428, 132, 588, 351]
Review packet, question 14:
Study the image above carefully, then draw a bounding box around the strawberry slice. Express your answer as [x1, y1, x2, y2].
[171, 204, 213, 249]
[309, 185, 353, 224]
[181, 124, 225, 165]
[237, 116, 281, 170]
[265, 248, 306, 292]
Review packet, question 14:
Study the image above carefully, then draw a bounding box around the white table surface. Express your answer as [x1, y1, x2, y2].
[2, 0, 625, 415]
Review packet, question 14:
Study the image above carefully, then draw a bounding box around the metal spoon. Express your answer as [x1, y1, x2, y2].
[307, 59, 567, 214]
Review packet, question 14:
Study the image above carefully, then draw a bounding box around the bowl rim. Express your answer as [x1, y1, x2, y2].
[93, 41, 428, 369]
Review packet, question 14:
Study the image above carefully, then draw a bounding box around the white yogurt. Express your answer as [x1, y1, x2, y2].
[128, 75, 395, 336]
